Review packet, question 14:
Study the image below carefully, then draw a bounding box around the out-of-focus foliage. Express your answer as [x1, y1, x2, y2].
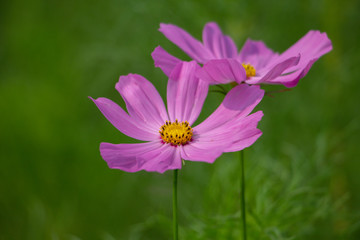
[0, 0, 359, 239]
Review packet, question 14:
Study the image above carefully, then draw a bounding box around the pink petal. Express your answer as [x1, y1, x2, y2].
[276, 58, 318, 88]
[100, 141, 181, 173]
[196, 59, 246, 84]
[167, 61, 209, 125]
[90, 97, 158, 141]
[238, 39, 279, 70]
[181, 99, 264, 163]
[268, 31, 332, 87]
[138, 144, 182, 173]
[194, 84, 264, 134]
[245, 55, 300, 85]
[224, 111, 264, 152]
[100, 141, 158, 172]
[151, 46, 182, 77]
[159, 23, 214, 64]
[116, 74, 169, 131]
[278, 30, 332, 64]
[180, 140, 229, 163]
[202, 22, 238, 59]
[194, 111, 263, 152]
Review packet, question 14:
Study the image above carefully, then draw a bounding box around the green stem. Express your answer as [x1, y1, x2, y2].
[240, 150, 247, 240]
[173, 169, 178, 240]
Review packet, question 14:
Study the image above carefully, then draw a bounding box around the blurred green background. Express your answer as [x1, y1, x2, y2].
[1, 0, 359, 239]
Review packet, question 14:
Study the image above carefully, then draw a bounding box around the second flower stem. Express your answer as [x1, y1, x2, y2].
[173, 169, 178, 240]
[240, 150, 247, 240]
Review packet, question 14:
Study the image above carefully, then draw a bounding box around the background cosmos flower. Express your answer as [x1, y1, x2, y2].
[90, 61, 264, 173]
[152, 22, 332, 88]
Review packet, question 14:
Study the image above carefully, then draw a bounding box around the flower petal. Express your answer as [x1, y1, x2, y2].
[151, 46, 182, 77]
[90, 97, 158, 141]
[238, 39, 279, 70]
[180, 140, 228, 163]
[278, 30, 332, 65]
[181, 106, 263, 163]
[196, 59, 246, 84]
[167, 61, 209, 125]
[194, 84, 264, 134]
[267, 31, 332, 87]
[193, 111, 263, 152]
[274, 58, 318, 88]
[245, 55, 300, 85]
[100, 141, 181, 173]
[159, 23, 214, 63]
[202, 22, 238, 59]
[223, 111, 264, 152]
[138, 144, 182, 173]
[100, 141, 158, 172]
[190, 112, 263, 157]
[116, 74, 169, 131]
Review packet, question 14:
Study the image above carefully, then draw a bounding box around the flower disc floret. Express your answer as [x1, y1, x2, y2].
[242, 63, 256, 78]
[160, 120, 193, 146]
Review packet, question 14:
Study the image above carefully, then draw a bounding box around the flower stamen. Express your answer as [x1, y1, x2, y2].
[159, 120, 193, 146]
[242, 63, 256, 78]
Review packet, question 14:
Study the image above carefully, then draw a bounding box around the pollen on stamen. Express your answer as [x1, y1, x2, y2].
[242, 63, 256, 78]
[159, 119, 193, 146]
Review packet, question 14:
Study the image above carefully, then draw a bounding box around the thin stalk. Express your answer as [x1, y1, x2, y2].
[240, 150, 247, 240]
[215, 84, 228, 93]
[209, 89, 228, 95]
[173, 169, 178, 240]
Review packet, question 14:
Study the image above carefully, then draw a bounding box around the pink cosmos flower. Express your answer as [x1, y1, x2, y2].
[90, 61, 264, 173]
[152, 22, 332, 88]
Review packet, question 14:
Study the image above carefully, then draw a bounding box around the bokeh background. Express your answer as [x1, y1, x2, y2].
[1, 0, 359, 239]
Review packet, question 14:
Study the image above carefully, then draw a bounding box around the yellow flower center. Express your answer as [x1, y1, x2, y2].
[242, 63, 256, 78]
[159, 120, 193, 146]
